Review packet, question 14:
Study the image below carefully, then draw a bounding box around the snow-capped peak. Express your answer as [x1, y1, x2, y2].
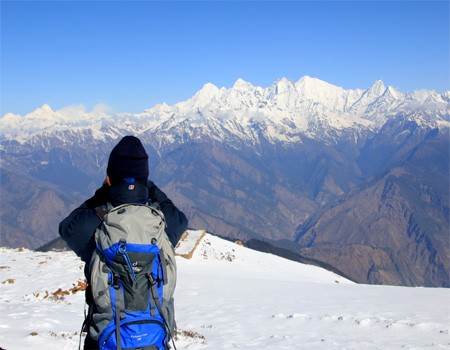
[296, 75, 337, 93]
[348, 80, 389, 114]
[370, 79, 386, 92]
[36, 103, 53, 113]
[0, 104, 59, 135]
[274, 77, 296, 90]
[28, 104, 58, 120]
[232, 78, 254, 91]
[366, 80, 387, 98]
[267, 77, 297, 96]
[385, 86, 403, 100]
[190, 83, 221, 106]
[296, 76, 344, 100]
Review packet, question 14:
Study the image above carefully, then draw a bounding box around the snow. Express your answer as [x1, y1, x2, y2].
[232, 78, 255, 91]
[295, 76, 363, 112]
[190, 84, 221, 108]
[1, 231, 449, 349]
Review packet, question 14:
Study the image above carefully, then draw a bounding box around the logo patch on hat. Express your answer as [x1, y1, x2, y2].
[124, 178, 135, 190]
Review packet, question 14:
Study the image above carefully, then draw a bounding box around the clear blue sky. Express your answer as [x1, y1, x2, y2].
[1, 1, 449, 116]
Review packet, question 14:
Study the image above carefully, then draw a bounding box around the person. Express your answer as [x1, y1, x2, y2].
[59, 135, 188, 350]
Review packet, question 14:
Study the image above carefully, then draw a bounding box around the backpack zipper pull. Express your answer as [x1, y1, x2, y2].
[118, 239, 138, 285]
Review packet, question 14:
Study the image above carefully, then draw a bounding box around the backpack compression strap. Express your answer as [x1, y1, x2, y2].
[148, 262, 177, 350]
[112, 273, 125, 350]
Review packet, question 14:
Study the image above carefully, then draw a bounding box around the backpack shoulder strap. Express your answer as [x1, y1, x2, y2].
[95, 207, 107, 221]
[95, 203, 114, 221]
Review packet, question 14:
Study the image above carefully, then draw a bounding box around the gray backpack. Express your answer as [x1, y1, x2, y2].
[88, 202, 177, 350]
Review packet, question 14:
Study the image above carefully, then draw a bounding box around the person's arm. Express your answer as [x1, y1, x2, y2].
[59, 204, 101, 262]
[147, 180, 188, 246]
[58, 184, 109, 262]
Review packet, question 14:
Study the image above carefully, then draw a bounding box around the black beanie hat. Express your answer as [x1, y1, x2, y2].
[107, 136, 149, 184]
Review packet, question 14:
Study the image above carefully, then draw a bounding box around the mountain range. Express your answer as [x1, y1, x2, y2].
[0, 76, 449, 287]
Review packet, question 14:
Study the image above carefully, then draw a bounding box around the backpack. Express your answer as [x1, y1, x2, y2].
[88, 202, 177, 350]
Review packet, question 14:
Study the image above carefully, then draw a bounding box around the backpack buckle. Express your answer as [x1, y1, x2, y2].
[112, 274, 121, 290]
[118, 239, 126, 253]
[146, 273, 156, 286]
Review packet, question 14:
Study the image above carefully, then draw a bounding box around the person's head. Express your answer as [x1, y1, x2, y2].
[106, 135, 149, 185]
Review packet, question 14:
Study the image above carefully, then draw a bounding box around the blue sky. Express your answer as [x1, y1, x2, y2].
[1, 1, 449, 116]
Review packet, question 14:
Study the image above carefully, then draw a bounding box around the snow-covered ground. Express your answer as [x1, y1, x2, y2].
[1, 231, 449, 349]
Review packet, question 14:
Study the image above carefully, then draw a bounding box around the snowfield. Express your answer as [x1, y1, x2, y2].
[1, 231, 449, 349]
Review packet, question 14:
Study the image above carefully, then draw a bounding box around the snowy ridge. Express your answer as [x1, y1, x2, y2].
[1, 231, 449, 349]
[1, 77, 449, 144]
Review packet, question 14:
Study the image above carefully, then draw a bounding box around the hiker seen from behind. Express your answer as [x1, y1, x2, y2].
[59, 135, 188, 350]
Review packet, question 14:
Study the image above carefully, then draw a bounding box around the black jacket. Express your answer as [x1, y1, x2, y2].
[59, 180, 188, 269]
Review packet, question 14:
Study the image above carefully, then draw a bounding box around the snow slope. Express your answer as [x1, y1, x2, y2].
[1, 232, 449, 349]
